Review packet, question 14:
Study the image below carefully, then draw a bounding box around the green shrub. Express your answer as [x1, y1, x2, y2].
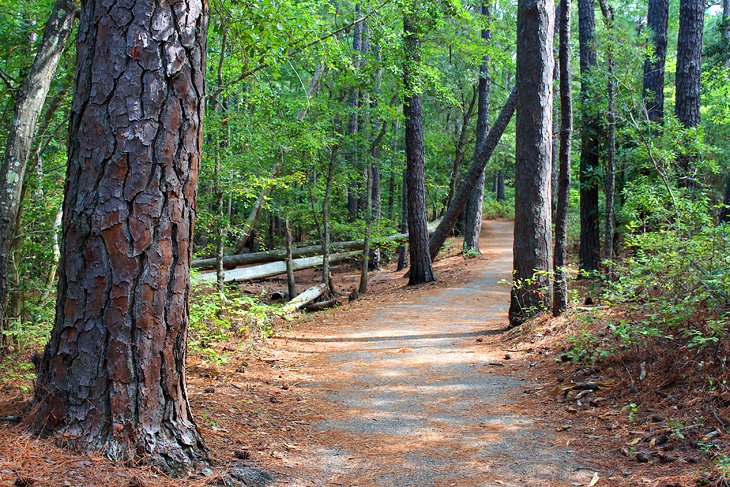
[188, 286, 285, 363]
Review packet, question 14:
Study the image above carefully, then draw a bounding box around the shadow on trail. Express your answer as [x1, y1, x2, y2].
[281, 328, 505, 343]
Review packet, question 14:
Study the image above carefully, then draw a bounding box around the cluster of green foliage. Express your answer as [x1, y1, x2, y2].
[188, 285, 286, 364]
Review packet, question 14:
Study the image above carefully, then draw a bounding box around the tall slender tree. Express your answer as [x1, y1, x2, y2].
[33, 0, 209, 470]
[0, 0, 76, 342]
[509, 0, 555, 326]
[598, 0, 616, 265]
[553, 0, 572, 316]
[643, 0, 668, 123]
[463, 0, 492, 253]
[403, 13, 435, 284]
[578, 0, 601, 272]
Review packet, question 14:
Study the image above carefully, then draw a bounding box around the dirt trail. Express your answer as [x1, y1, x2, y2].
[274, 221, 596, 486]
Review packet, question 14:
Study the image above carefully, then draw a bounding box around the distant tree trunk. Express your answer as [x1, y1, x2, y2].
[386, 121, 399, 222]
[322, 146, 338, 295]
[396, 169, 409, 271]
[598, 0, 616, 265]
[551, 7, 560, 218]
[553, 0, 572, 316]
[721, 176, 730, 223]
[42, 205, 64, 304]
[643, 0, 668, 123]
[675, 0, 703, 186]
[724, 0, 730, 67]
[347, 3, 364, 221]
[497, 170, 505, 200]
[368, 49, 384, 270]
[509, 0, 554, 327]
[463, 1, 492, 253]
[359, 159, 373, 293]
[429, 88, 517, 260]
[214, 30, 228, 293]
[285, 219, 296, 299]
[33, 0, 209, 470]
[578, 0, 601, 272]
[0, 0, 75, 341]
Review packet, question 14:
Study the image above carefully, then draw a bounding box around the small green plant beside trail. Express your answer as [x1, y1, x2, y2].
[188, 287, 286, 364]
[0, 282, 285, 390]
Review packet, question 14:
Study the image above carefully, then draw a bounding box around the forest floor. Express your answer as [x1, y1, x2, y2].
[0, 221, 718, 486]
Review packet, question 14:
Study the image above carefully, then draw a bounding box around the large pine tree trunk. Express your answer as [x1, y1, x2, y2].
[33, 0, 209, 471]
[0, 0, 75, 342]
[675, 0, 704, 129]
[578, 0, 601, 272]
[675, 0, 704, 187]
[509, 0, 554, 326]
[643, 0, 668, 123]
[553, 0, 572, 316]
[463, 1, 492, 253]
[403, 14, 435, 284]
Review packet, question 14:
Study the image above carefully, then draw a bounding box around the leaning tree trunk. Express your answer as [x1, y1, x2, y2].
[0, 0, 75, 342]
[675, 0, 704, 187]
[403, 14, 435, 284]
[553, 0, 573, 317]
[463, 0, 492, 253]
[428, 88, 516, 260]
[509, 0, 554, 327]
[643, 0, 668, 123]
[578, 0, 601, 272]
[33, 0, 209, 472]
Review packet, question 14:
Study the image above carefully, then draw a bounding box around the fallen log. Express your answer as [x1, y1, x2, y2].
[194, 234, 407, 270]
[194, 251, 359, 284]
[305, 299, 339, 312]
[282, 283, 328, 313]
[193, 221, 439, 270]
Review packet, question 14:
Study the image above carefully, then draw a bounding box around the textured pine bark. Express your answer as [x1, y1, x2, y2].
[33, 0, 209, 472]
[0, 0, 76, 342]
[463, 1, 492, 253]
[403, 15, 434, 285]
[553, 0, 572, 316]
[643, 0, 668, 123]
[675, 0, 704, 129]
[578, 0, 601, 272]
[675, 0, 703, 187]
[509, 0, 554, 326]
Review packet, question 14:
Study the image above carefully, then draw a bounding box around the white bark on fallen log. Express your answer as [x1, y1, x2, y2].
[193, 220, 440, 270]
[282, 283, 328, 313]
[194, 251, 359, 284]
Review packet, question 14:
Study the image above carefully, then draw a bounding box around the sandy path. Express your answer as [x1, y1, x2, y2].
[278, 221, 594, 486]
